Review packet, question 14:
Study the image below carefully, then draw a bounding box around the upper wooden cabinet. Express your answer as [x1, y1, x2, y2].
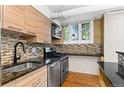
[2, 5, 25, 33]
[36, 11, 52, 43]
[24, 6, 37, 36]
[0, 5, 52, 43]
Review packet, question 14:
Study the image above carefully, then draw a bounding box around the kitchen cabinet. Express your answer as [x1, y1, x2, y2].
[1, 5, 52, 43]
[36, 11, 52, 43]
[24, 6, 37, 36]
[1, 5, 37, 36]
[2, 5, 25, 33]
[2, 66, 47, 87]
[16, 66, 47, 87]
[94, 19, 102, 44]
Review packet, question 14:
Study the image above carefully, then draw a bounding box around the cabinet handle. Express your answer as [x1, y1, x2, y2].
[8, 26, 22, 31]
[27, 31, 36, 35]
[32, 79, 41, 87]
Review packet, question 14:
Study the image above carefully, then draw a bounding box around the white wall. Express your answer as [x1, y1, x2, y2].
[32, 5, 53, 18]
[104, 13, 124, 62]
[69, 56, 99, 75]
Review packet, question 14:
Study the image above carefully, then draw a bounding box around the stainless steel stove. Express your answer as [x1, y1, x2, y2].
[44, 47, 69, 87]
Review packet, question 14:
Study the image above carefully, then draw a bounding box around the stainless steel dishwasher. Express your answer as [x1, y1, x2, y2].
[48, 60, 60, 87]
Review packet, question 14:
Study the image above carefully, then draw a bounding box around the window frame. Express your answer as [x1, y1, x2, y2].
[63, 20, 94, 44]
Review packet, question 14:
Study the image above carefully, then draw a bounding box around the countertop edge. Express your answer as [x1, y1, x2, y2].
[1, 64, 47, 86]
[97, 61, 124, 87]
[116, 51, 124, 55]
[67, 54, 103, 57]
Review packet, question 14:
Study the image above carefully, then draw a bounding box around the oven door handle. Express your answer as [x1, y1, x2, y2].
[50, 62, 57, 67]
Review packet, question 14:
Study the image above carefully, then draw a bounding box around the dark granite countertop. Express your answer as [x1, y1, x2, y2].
[66, 53, 103, 57]
[98, 61, 124, 87]
[1, 57, 61, 85]
[116, 51, 124, 54]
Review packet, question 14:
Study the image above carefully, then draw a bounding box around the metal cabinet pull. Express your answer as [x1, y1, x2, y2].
[8, 26, 22, 31]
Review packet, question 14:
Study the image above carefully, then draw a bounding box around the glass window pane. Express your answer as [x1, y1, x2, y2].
[63, 26, 69, 41]
[69, 24, 79, 40]
[81, 23, 90, 40]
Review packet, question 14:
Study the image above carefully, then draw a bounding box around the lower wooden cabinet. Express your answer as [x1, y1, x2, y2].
[2, 66, 47, 87]
[40, 81, 47, 87]
[99, 69, 112, 87]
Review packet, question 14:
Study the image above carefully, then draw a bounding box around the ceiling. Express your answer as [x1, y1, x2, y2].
[47, 5, 85, 12]
[47, 5, 124, 25]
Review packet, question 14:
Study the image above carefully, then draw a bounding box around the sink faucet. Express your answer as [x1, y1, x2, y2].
[14, 42, 26, 64]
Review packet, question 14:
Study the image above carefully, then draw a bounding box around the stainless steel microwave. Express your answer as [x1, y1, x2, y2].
[51, 23, 61, 39]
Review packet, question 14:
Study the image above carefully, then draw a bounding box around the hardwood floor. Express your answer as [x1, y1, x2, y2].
[62, 72, 100, 87]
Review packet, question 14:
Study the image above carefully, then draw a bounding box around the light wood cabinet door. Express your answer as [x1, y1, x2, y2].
[16, 66, 47, 87]
[2, 5, 25, 33]
[37, 28, 51, 43]
[24, 6, 37, 36]
[36, 12, 51, 43]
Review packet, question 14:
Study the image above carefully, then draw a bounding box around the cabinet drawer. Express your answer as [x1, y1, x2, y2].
[16, 66, 47, 87]
[23, 75, 42, 87]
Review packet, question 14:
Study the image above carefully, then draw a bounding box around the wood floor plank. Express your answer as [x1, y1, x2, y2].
[62, 71, 100, 87]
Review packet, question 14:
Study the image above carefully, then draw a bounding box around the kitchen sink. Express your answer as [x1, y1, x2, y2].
[3, 62, 40, 73]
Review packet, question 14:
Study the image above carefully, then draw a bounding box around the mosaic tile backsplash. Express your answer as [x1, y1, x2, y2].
[1, 32, 44, 66]
[55, 44, 101, 56]
[1, 31, 102, 66]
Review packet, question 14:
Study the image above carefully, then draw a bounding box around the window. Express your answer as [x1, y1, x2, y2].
[63, 20, 93, 44]
[69, 24, 79, 40]
[81, 23, 90, 40]
[63, 26, 69, 41]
